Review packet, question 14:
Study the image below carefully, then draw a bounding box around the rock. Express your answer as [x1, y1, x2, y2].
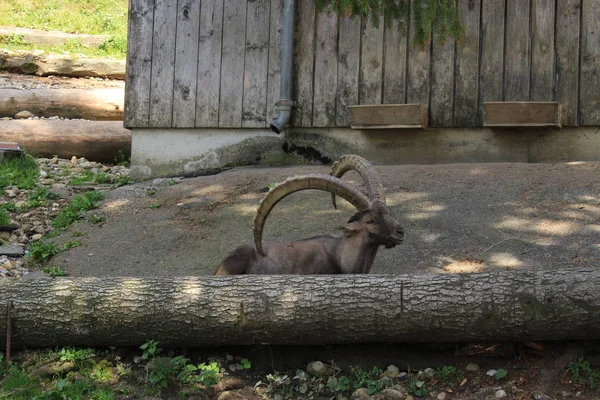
[217, 391, 235, 400]
[350, 388, 370, 400]
[15, 110, 34, 119]
[2, 260, 13, 270]
[437, 393, 447, 400]
[532, 393, 555, 400]
[0, 244, 25, 256]
[0, 232, 10, 241]
[495, 390, 507, 399]
[34, 361, 76, 377]
[420, 368, 435, 378]
[405, 396, 414, 400]
[307, 361, 335, 378]
[372, 388, 405, 400]
[398, 372, 407, 378]
[381, 364, 401, 379]
[466, 363, 480, 372]
[486, 369, 497, 376]
[31, 233, 43, 241]
[213, 377, 246, 392]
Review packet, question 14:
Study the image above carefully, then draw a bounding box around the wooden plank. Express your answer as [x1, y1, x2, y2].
[349, 104, 427, 128]
[530, 0, 556, 101]
[124, 0, 153, 128]
[429, 33, 454, 127]
[555, 0, 580, 126]
[483, 102, 562, 126]
[149, 0, 177, 127]
[479, 0, 505, 114]
[266, 0, 283, 127]
[241, 0, 270, 128]
[172, 0, 201, 128]
[312, 9, 338, 127]
[336, 17, 361, 126]
[291, 0, 316, 127]
[406, 0, 431, 105]
[195, 0, 224, 127]
[382, 18, 408, 104]
[454, 0, 481, 127]
[580, 0, 600, 125]
[504, 0, 531, 100]
[359, 18, 384, 104]
[218, 0, 247, 128]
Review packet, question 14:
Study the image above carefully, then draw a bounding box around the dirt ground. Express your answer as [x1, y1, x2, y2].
[49, 162, 600, 278]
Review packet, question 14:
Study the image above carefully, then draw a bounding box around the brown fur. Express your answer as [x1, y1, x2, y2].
[214, 202, 403, 275]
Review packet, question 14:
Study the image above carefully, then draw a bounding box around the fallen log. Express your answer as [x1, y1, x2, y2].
[0, 120, 131, 163]
[0, 88, 124, 120]
[0, 269, 599, 348]
[0, 50, 125, 79]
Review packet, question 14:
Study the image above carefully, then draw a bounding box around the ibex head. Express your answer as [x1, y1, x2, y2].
[253, 155, 404, 256]
[343, 201, 404, 249]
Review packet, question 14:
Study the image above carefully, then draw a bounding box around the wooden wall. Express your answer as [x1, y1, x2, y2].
[125, 0, 600, 129]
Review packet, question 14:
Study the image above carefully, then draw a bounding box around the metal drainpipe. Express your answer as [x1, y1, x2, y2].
[269, 0, 296, 134]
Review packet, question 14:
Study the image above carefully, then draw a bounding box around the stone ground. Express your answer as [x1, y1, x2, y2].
[38, 161, 599, 278]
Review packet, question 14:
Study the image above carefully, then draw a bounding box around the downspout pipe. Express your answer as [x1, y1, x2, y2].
[269, 0, 296, 134]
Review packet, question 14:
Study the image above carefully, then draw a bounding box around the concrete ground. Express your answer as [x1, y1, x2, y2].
[51, 162, 600, 277]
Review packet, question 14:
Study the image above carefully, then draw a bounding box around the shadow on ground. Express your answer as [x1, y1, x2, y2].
[51, 162, 600, 277]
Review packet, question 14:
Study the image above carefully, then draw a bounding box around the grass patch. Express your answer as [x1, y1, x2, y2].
[27, 240, 61, 264]
[0, 154, 39, 191]
[16, 186, 61, 212]
[0, 0, 128, 36]
[0, 209, 10, 227]
[42, 265, 67, 277]
[52, 191, 105, 231]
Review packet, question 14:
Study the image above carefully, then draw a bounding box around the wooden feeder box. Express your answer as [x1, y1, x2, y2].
[349, 104, 428, 129]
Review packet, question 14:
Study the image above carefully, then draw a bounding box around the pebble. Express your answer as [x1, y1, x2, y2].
[437, 393, 446, 400]
[495, 389, 507, 398]
[466, 363, 480, 372]
[15, 110, 34, 119]
[381, 364, 400, 379]
[0, 155, 132, 278]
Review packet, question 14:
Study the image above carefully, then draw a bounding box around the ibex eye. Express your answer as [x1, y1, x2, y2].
[367, 220, 375, 224]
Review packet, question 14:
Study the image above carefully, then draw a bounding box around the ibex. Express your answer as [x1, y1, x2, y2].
[214, 155, 404, 275]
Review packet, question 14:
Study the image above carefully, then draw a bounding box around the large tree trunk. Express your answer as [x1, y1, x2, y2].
[1, 89, 124, 120]
[0, 120, 130, 163]
[1, 269, 599, 348]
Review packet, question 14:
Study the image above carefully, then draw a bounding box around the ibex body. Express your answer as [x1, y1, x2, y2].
[214, 156, 404, 275]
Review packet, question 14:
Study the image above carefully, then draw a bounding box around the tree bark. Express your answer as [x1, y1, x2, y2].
[1, 89, 124, 120]
[1, 269, 599, 348]
[0, 120, 131, 163]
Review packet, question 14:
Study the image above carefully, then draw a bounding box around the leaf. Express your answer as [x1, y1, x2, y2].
[495, 369, 507, 380]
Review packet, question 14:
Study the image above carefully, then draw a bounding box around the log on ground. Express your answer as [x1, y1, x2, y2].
[1, 88, 124, 120]
[0, 269, 599, 348]
[0, 120, 131, 163]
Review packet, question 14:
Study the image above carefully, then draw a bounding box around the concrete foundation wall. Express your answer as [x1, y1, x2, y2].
[131, 126, 600, 179]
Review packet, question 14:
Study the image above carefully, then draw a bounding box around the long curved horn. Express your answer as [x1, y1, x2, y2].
[330, 154, 386, 209]
[253, 174, 371, 256]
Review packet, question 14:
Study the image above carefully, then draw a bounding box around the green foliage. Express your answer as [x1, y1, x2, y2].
[349, 366, 388, 395]
[313, 0, 464, 47]
[42, 266, 67, 277]
[0, 209, 9, 228]
[408, 378, 429, 397]
[236, 358, 251, 370]
[140, 340, 161, 361]
[114, 176, 134, 187]
[437, 365, 460, 386]
[0, 154, 39, 190]
[28, 240, 61, 264]
[113, 150, 131, 167]
[0, 365, 44, 399]
[0, 202, 17, 213]
[195, 362, 221, 387]
[62, 240, 81, 250]
[0, 33, 26, 46]
[149, 203, 161, 209]
[89, 214, 106, 224]
[494, 368, 507, 380]
[569, 358, 600, 389]
[53, 191, 105, 230]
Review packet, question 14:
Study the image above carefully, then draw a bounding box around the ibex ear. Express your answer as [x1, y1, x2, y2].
[342, 221, 361, 236]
